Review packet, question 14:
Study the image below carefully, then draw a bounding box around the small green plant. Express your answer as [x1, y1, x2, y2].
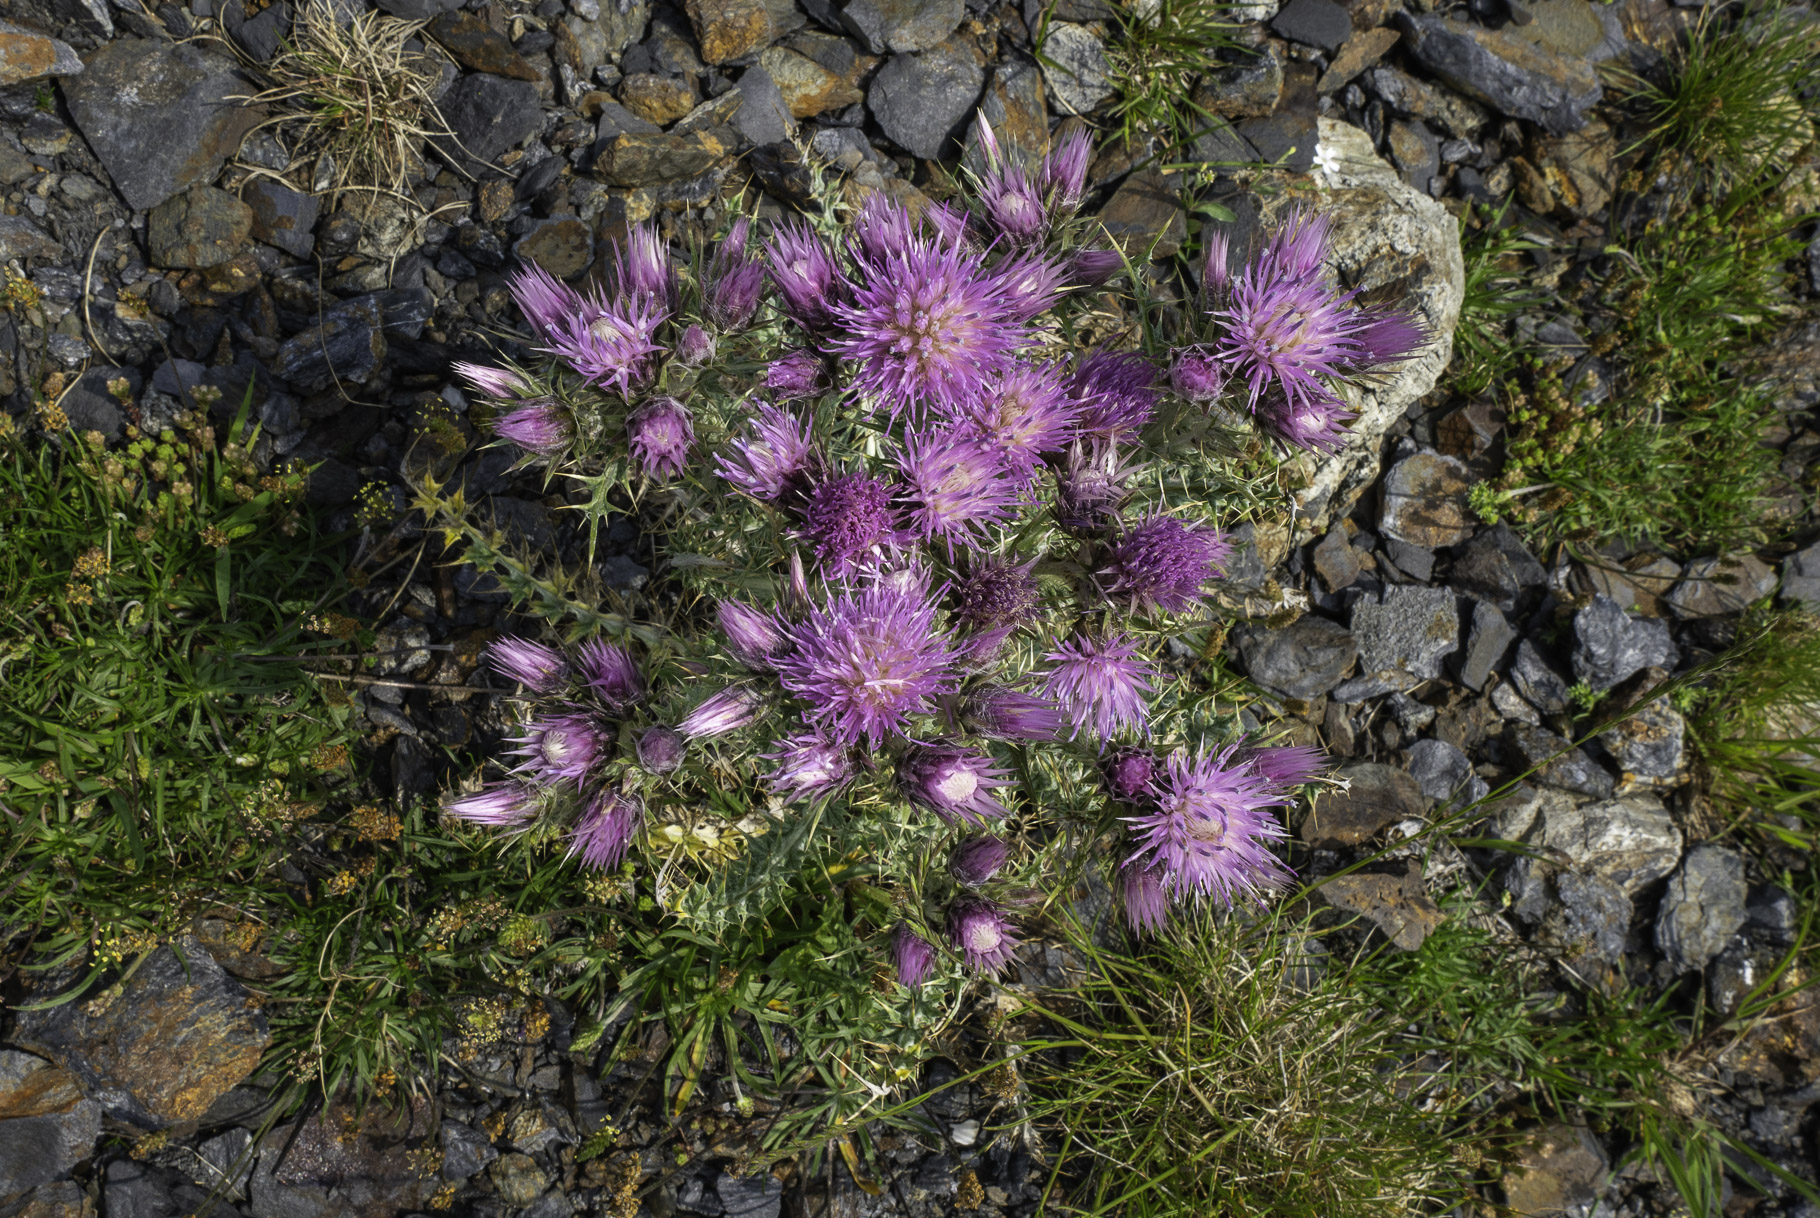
[1567, 679, 1604, 715]
[33, 84, 54, 113]
[1452, 204, 1551, 398]
[1094, 0, 1247, 153]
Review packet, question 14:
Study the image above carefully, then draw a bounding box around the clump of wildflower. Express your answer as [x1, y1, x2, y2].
[799, 472, 904, 575]
[1100, 514, 1231, 615]
[951, 362, 1076, 479]
[898, 745, 1011, 825]
[765, 350, 830, 400]
[1043, 632, 1156, 740]
[963, 686, 1064, 742]
[1069, 350, 1158, 440]
[1240, 742, 1327, 788]
[951, 556, 1039, 630]
[1053, 443, 1138, 532]
[455, 362, 535, 400]
[1124, 745, 1293, 908]
[1119, 862, 1169, 934]
[947, 897, 1019, 974]
[1103, 748, 1159, 802]
[626, 396, 693, 481]
[767, 220, 843, 333]
[705, 217, 765, 331]
[1040, 126, 1092, 216]
[539, 292, 664, 396]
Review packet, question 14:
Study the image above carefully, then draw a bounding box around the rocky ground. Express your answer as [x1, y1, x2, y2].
[2, 0, 1819, 1211]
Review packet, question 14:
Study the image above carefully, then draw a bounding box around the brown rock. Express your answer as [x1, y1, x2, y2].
[1301, 762, 1427, 848]
[1532, 117, 1614, 217]
[1319, 865, 1443, 950]
[1095, 166, 1185, 259]
[1312, 526, 1363, 592]
[1577, 553, 1679, 617]
[1436, 399, 1503, 460]
[250, 1100, 433, 1217]
[1721, 962, 1820, 1087]
[13, 935, 269, 1129]
[490, 1153, 548, 1207]
[515, 216, 594, 279]
[976, 56, 1049, 161]
[686, 0, 772, 64]
[146, 185, 253, 270]
[1501, 1124, 1608, 1216]
[0, 19, 83, 87]
[477, 178, 515, 223]
[0, 1052, 85, 1120]
[1191, 46, 1283, 119]
[11, 1181, 89, 1218]
[620, 72, 698, 125]
[428, 11, 540, 81]
[759, 46, 862, 117]
[594, 129, 736, 187]
[1378, 449, 1474, 548]
[1317, 26, 1399, 92]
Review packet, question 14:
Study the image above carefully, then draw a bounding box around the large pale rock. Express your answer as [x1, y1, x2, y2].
[1501, 793, 1682, 896]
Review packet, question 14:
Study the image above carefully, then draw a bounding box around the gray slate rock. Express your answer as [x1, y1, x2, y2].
[1397, 12, 1601, 135]
[1270, 0, 1350, 52]
[1506, 722, 1615, 799]
[104, 1159, 177, 1218]
[1456, 598, 1516, 691]
[147, 185, 253, 270]
[868, 35, 986, 159]
[1781, 540, 1820, 609]
[1656, 844, 1746, 973]
[1508, 639, 1571, 715]
[1598, 700, 1685, 783]
[842, 0, 962, 53]
[1233, 615, 1357, 700]
[1406, 737, 1487, 809]
[0, 214, 63, 262]
[733, 65, 796, 145]
[1510, 792, 1681, 896]
[274, 295, 386, 393]
[62, 38, 263, 211]
[1666, 552, 1778, 619]
[1348, 583, 1460, 693]
[1039, 21, 1112, 115]
[1571, 593, 1677, 691]
[441, 1119, 497, 1180]
[717, 1170, 783, 1218]
[437, 73, 545, 176]
[1450, 522, 1547, 612]
[0, 1094, 98, 1202]
[244, 178, 321, 258]
[1505, 857, 1630, 966]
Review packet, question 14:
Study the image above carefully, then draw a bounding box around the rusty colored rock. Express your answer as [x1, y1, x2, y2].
[594, 129, 737, 187]
[1301, 762, 1428, 848]
[0, 19, 82, 87]
[759, 46, 862, 118]
[428, 10, 541, 80]
[1095, 166, 1186, 259]
[1320, 865, 1443, 950]
[686, 0, 772, 64]
[0, 1052, 85, 1121]
[619, 72, 699, 125]
[1317, 26, 1399, 92]
[13, 936, 270, 1129]
[249, 1099, 435, 1217]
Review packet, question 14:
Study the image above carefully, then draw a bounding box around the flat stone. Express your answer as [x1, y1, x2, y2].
[1040, 22, 1112, 115]
[732, 65, 796, 145]
[1096, 166, 1186, 259]
[1312, 526, 1362, 592]
[148, 185, 253, 270]
[1235, 61, 1318, 172]
[1492, 681, 1542, 725]
[687, 0, 771, 63]
[841, 0, 961, 53]
[1350, 584, 1460, 691]
[0, 214, 62, 262]
[1317, 26, 1399, 92]
[1457, 599, 1516, 691]
[760, 45, 862, 116]
[868, 35, 986, 159]
[0, 19, 82, 87]
[13, 935, 269, 1129]
[717, 1170, 784, 1218]
[62, 38, 263, 211]
[489, 1153, 547, 1208]
[619, 71, 697, 124]
[274, 295, 386, 393]
[1320, 865, 1442, 950]
[1302, 761, 1427, 847]
[249, 1101, 432, 1218]
[1452, 522, 1547, 612]
[1407, 737, 1486, 809]
[595, 128, 738, 185]
[1233, 614, 1357, 700]
[1783, 541, 1820, 609]
[515, 216, 593, 279]
[1397, 13, 1601, 135]
[1504, 855, 1632, 965]
[1532, 117, 1614, 217]
[244, 178, 320, 259]
[1271, 0, 1351, 51]
[1506, 722, 1615, 799]
[1508, 0, 1606, 59]
[1507, 640, 1570, 716]
[437, 73, 544, 177]
[0, 1052, 86, 1121]
[429, 10, 540, 78]
[440, 1120, 497, 1181]
[1503, 1124, 1609, 1215]
[1518, 793, 1681, 896]
[0, 1098, 98, 1209]
[1571, 594, 1676, 691]
[1656, 844, 1747, 974]
[973, 55, 1048, 162]
[1379, 449, 1474, 548]
[1193, 45, 1284, 117]
[1579, 552, 1679, 616]
[1364, 63, 1490, 138]
[228, 0, 292, 62]
[1387, 117, 1439, 188]
[1667, 553, 1778, 619]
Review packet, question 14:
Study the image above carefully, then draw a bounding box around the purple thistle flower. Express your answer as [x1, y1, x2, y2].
[1068, 248, 1126, 287]
[715, 401, 817, 503]
[706, 217, 765, 331]
[924, 201, 978, 251]
[1256, 385, 1355, 455]
[950, 835, 1009, 885]
[1202, 229, 1234, 305]
[444, 781, 538, 826]
[510, 712, 611, 785]
[829, 238, 1029, 423]
[493, 400, 572, 455]
[946, 896, 1019, 974]
[898, 745, 1012, 825]
[718, 600, 790, 669]
[775, 577, 961, 747]
[626, 396, 694, 481]
[539, 293, 664, 396]
[1101, 514, 1231, 615]
[569, 789, 642, 871]
[980, 165, 1048, 245]
[767, 219, 843, 333]
[455, 361, 534, 399]
[1169, 345, 1228, 406]
[1104, 748, 1160, 802]
[952, 362, 1076, 479]
[992, 251, 1069, 322]
[1070, 350, 1159, 440]
[850, 194, 920, 269]
[765, 349, 831, 401]
[636, 725, 687, 775]
[761, 732, 858, 803]
[675, 323, 717, 367]
[799, 472, 905, 576]
[507, 263, 583, 340]
[1258, 209, 1330, 280]
[898, 431, 1022, 553]
[1120, 862, 1169, 934]
[678, 686, 768, 738]
[1040, 126, 1092, 216]
[1042, 632, 1156, 740]
[486, 637, 568, 693]
[952, 556, 1039, 630]
[892, 922, 938, 988]
[956, 622, 1017, 670]
[575, 639, 644, 707]
[1124, 744, 1293, 907]
[1350, 311, 1427, 368]
[964, 686, 1065, 742]
[611, 222, 674, 312]
[1053, 442, 1138, 532]
[1239, 742, 1327, 789]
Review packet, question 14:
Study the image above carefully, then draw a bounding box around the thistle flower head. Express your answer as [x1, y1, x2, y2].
[493, 400, 572, 455]
[675, 323, 717, 366]
[717, 600, 790, 669]
[946, 896, 1019, 974]
[1124, 745, 1293, 907]
[892, 922, 938, 987]
[1103, 747, 1160, 802]
[992, 251, 1069, 322]
[538, 292, 664, 396]
[1119, 861, 1169, 934]
[575, 639, 644, 707]
[1352, 311, 1427, 368]
[924, 201, 978, 250]
[1042, 632, 1155, 741]
[678, 686, 768, 738]
[951, 556, 1039, 630]
[706, 217, 764, 331]
[799, 471, 905, 576]
[510, 712, 610, 785]
[1168, 345, 1228, 406]
[1101, 513, 1231, 615]
[715, 400, 817, 503]
[898, 745, 1012, 825]
[455, 361, 534, 400]
[761, 732, 859, 803]
[830, 237, 1029, 422]
[507, 263, 583, 340]
[636, 725, 687, 774]
[1256, 385, 1355, 454]
[1053, 442, 1139, 532]
[767, 219, 843, 333]
[1239, 742, 1327, 789]
[964, 686, 1065, 742]
[980, 164, 1048, 244]
[850, 194, 920, 268]
[951, 362, 1076, 478]
[569, 789, 642, 871]
[487, 637, 568, 693]
[1068, 247, 1126, 287]
[626, 396, 694, 481]
[774, 576, 960, 747]
[444, 781, 538, 826]
[1040, 126, 1092, 215]
[1070, 350, 1159, 439]
[765, 349, 831, 401]
[898, 431, 1022, 553]
[950, 835, 1009, 885]
[611, 222, 674, 313]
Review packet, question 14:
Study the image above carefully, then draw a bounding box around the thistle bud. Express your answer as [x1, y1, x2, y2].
[891, 922, 937, 988]
[678, 686, 767, 738]
[717, 600, 789, 669]
[676, 323, 717, 367]
[626, 396, 693, 481]
[949, 835, 1009, 885]
[636, 725, 687, 775]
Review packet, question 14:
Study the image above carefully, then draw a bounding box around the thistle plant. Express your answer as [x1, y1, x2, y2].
[439, 116, 1426, 989]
